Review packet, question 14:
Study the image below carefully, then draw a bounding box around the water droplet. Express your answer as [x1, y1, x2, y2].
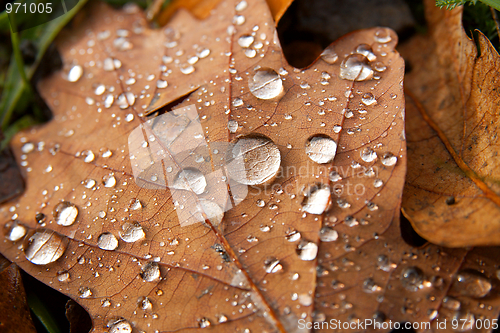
[78, 286, 92, 298]
[319, 226, 338, 242]
[227, 120, 238, 133]
[442, 296, 461, 310]
[138, 296, 153, 310]
[264, 258, 283, 273]
[248, 68, 283, 100]
[296, 241, 318, 261]
[97, 232, 118, 250]
[22, 142, 35, 153]
[119, 221, 146, 243]
[320, 46, 338, 64]
[381, 152, 397, 166]
[400, 267, 424, 292]
[233, 15, 245, 25]
[218, 314, 228, 323]
[196, 47, 210, 59]
[172, 168, 207, 194]
[285, 230, 301, 242]
[376, 255, 393, 272]
[305, 136, 337, 164]
[157, 80, 168, 89]
[361, 92, 377, 106]
[235, 0, 247, 11]
[360, 148, 377, 163]
[130, 198, 142, 210]
[340, 54, 373, 81]
[117, 92, 135, 109]
[4, 220, 27, 241]
[141, 262, 160, 282]
[180, 64, 195, 75]
[374, 28, 392, 43]
[355, 44, 377, 61]
[302, 184, 331, 215]
[451, 270, 492, 298]
[198, 317, 211, 328]
[104, 94, 114, 108]
[232, 98, 244, 107]
[24, 230, 67, 265]
[329, 171, 342, 182]
[103, 174, 116, 188]
[108, 319, 132, 333]
[57, 271, 70, 282]
[373, 179, 383, 188]
[373, 62, 387, 72]
[238, 35, 254, 48]
[67, 65, 83, 82]
[363, 278, 382, 293]
[95, 84, 106, 95]
[226, 135, 281, 185]
[53, 201, 79, 226]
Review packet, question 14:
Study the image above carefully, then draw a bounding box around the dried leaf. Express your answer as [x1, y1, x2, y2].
[0, 255, 37, 333]
[401, 0, 500, 247]
[4, 0, 500, 332]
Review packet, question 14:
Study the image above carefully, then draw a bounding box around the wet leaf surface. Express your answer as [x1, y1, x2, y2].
[1, 0, 500, 332]
[401, 0, 500, 247]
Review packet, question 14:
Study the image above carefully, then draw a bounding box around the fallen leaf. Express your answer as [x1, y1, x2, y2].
[401, 0, 500, 247]
[0, 254, 37, 333]
[3, 0, 500, 332]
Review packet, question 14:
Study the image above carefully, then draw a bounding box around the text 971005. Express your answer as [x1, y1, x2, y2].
[6, 2, 53, 14]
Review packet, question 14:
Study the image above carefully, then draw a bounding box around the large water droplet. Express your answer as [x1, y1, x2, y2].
[4, 220, 27, 241]
[305, 135, 337, 164]
[400, 266, 424, 292]
[320, 46, 338, 64]
[451, 270, 492, 298]
[53, 201, 78, 226]
[24, 230, 67, 265]
[374, 28, 392, 43]
[67, 65, 83, 82]
[302, 184, 331, 215]
[97, 232, 119, 250]
[340, 54, 373, 81]
[172, 168, 207, 195]
[248, 68, 283, 100]
[226, 135, 281, 185]
[238, 35, 254, 48]
[141, 262, 161, 282]
[119, 221, 145, 243]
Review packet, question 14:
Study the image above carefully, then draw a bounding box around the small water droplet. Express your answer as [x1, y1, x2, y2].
[232, 98, 244, 107]
[196, 47, 210, 59]
[104, 94, 114, 108]
[4, 220, 27, 241]
[360, 148, 377, 163]
[302, 184, 331, 215]
[119, 221, 146, 243]
[83, 150, 95, 163]
[198, 317, 211, 328]
[180, 64, 195, 75]
[256, 199, 265, 207]
[67, 65, 83, 82]
[400, 266, 424, 292]
[138, 296, 153, 310]
[141, 262, 161, 282]
[24, 230, 67, 265]
[226, 134, 281, 186]
[320, 46, 338, 64]
[227, 120, 238, 133]
[235, 0, 247, 11]
[286, 230, 301, 242]
[78, 286, 92, 298]
[248, 68, 283, 100]
[108, 319, 132, 333]
[57, 271, 70, 282]
[21, 142, 35, 153]
[238, 35, 254, 48]
[381, 152, 397, 166]
[319, 226, 338, 242]
[296, 241, 318, 261]
[172, 168, 207, 195]
[361, 92, 377, 106]
[451, 270, 492, 298]
[103, 174, 116, 187]
[264, 258, 283, 273]
[305, 135, 337, 164]
[373, 179, 383, 188]
[363, 278, 382, 293]
[156, 80, 168, 89]
[97, 232, 118, 250]
[374, 28, 392, 43]
[53, 201, 79, 226]
[340, 54, 373, 81]
[355, 44, 377, 61]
